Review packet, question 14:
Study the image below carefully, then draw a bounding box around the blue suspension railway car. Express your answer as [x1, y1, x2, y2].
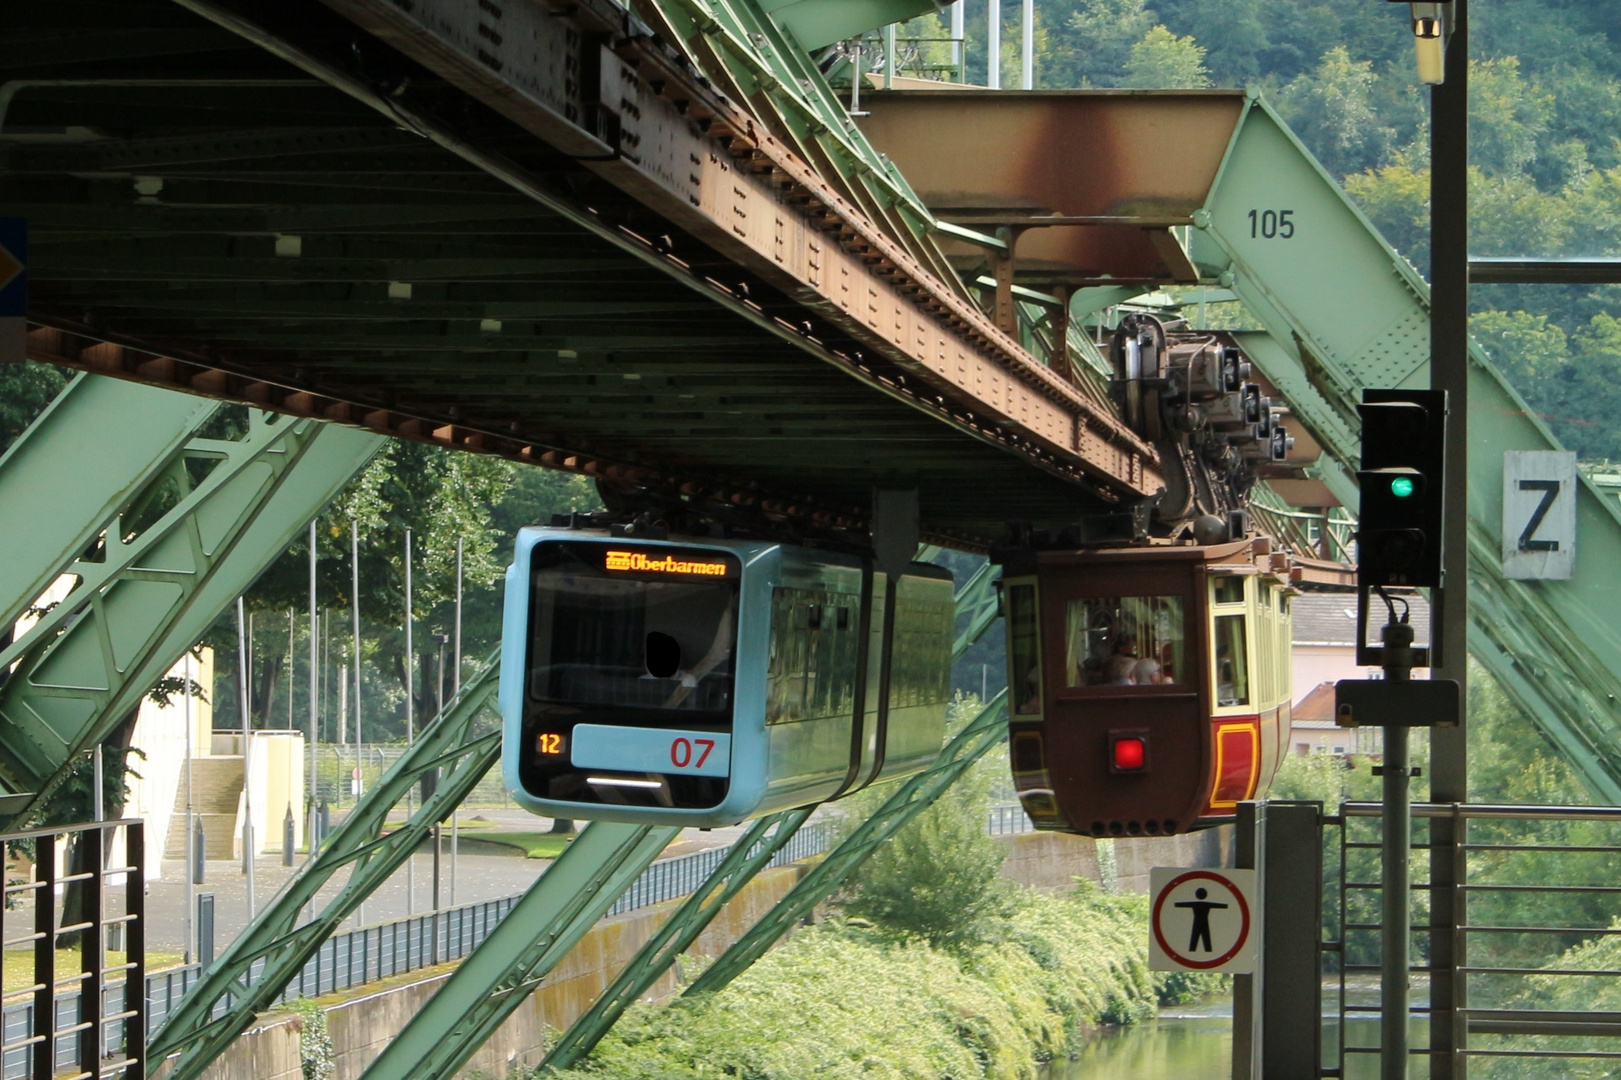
[499, 527, 955, 826]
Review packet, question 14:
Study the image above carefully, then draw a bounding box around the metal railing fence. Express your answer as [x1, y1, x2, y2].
[1331, 801, 1621, 1079]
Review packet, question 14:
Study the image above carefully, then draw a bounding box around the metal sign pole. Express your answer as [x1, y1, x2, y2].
[1380, 620, 1416, 1080]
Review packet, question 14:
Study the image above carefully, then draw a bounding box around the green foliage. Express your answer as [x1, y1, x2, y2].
[0, 361, 70, 455]
[1121, 25, 1209, 89]
[838, 721, 1016, 948]
[547, 886, 1166, 1080]
[1275, 48, 1393, 178]
[292, 998, 335, 1080]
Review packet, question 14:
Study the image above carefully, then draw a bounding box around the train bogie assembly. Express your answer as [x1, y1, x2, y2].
[499, 527, 954, 827]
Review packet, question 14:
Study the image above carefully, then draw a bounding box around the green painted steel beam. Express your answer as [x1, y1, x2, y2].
[539, 807, 816, 1071]
[683, 691, 1008, 997]
[150, 655, 503, 1078]
[354, 822, 680, 1080]
[0, 407, 382, 822]
[952, 557, 1001, 660]
[757, 0, 939, 50]
[641, 0, 954, 282]
[0, 374, 216, 630]
[1191, 94, 1621, 797]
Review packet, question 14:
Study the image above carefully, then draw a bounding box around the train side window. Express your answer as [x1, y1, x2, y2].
[1066, 595, 1186, 688]
[1213, 576, 1246, 605]
[1213, 614, 1251, 707]
[889, 597, 954, 712]
[768, 587, 859, 724]
[1007, 583, 1042, 715]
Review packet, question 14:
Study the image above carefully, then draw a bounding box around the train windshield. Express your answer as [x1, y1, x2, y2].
[527, 543, 740, 719]
[1065, 595, 1187, 687]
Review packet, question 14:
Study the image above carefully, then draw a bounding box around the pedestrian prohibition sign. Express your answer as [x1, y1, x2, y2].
[1148, 867, 1257, 974]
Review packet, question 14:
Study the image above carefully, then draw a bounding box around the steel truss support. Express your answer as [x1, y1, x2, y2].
[355, 823, 680, 1080]
[540, 807, 815, 1072]
[0, 400, 381, 822]
[0, 373, 215, 631]
[684, 691, 1009, 997]
[149, 653, 503, 1080]
[1189, 96, 1621, 799]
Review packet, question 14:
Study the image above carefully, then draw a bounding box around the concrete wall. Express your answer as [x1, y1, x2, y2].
[996, 826, 1231, 895]
[123, 649, 216, 878]
[182, 824, 1233, 1080]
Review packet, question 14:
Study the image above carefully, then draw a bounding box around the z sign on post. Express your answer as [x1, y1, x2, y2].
[1503, 451, 1577, 580]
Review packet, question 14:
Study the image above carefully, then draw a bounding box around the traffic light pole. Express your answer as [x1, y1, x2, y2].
[1378, 616, 1417, 1080]
[1429, 5, 1470, 1077]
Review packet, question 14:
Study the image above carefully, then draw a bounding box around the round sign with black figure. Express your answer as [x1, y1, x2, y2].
[1148, 867, 1257, 974]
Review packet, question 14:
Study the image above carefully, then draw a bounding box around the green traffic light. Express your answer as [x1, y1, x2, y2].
[1390, 476, 1415, 498]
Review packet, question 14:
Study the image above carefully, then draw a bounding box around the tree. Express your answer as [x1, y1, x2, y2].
[1470, 57, 1554, 177]
[840, 697, 1014, 949]
[0, 361, 69, 456]
[1276, 47, 1393, 178]
[1039, 0, 1154, 88]
[1121, 25, 1210, 89]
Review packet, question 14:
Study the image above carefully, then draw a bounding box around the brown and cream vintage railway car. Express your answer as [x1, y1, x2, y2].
[999, 539, 1295, 837]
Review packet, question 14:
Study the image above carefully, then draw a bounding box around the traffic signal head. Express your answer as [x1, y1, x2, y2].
[1356, 390, 1447, 588]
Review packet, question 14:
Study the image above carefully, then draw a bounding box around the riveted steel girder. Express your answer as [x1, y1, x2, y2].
[150, 654, 502, 1079]
[259, 0, 1160, 501]
[0, 393, 381, 822]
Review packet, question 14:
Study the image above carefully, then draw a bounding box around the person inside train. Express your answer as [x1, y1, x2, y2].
[1104, 633, 1140, 684]
[1132, 656, 1166, 685]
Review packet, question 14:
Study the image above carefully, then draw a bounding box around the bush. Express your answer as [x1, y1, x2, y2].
[838, 695, 1017, 949]
[292, 998, 334, 1080]
[546, 886, 1170, 1080]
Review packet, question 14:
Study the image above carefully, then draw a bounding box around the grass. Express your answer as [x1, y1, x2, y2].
[457, 832, 573, 859]
[3, 948, 186, 997]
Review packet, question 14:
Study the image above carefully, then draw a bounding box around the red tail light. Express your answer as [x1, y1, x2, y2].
[1111, 734, 1148, 772]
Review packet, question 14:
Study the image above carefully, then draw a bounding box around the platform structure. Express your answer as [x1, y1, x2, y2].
[1, 0, 1619, 1077]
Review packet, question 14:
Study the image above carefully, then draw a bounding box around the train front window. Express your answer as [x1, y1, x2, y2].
[520, 542, 740, 812]
[1066, 596, 1186, 688]
[526, 545, 739, 718]
[1213, 615, 1251, 707]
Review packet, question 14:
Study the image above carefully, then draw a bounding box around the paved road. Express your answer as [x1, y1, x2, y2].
[140, 811, 752, 956]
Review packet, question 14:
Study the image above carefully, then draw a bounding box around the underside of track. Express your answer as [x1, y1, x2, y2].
[7, 0, 1168, 550]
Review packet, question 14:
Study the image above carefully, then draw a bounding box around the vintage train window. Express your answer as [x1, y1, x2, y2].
[1007, 583, 1042, 715]
[1212, 576, 1246, 605]
[1066, 595, 1187, 687]
[1213, 614, 1251, 707]
[526, 546, 738, 717]
[766, 587, 859, 724]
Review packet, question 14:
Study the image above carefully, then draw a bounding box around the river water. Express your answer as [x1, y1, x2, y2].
[1043, 983, 1429, 1080]
[1045, 998, 1233, 1080]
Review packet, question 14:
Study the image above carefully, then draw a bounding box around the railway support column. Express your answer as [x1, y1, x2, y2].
[1232, 800, 1323, 1080]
